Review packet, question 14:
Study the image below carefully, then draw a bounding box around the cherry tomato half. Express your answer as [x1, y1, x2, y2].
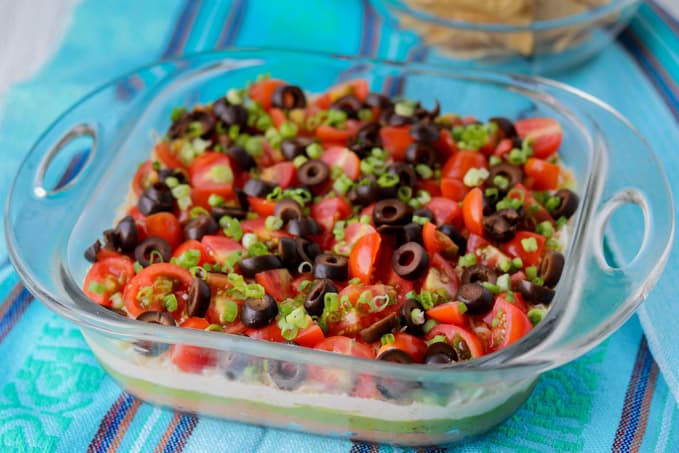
[349, 232, 381, 284]
[123, 263, 192, 320]
[515, 118, 563, 159]
[462, 187, 484, 236]
[83, 257, 135, 307]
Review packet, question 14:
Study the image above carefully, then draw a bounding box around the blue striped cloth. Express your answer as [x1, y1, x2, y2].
[1, 1, 678, 451]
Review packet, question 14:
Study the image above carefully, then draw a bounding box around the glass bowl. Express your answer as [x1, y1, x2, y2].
[371, 0, 641, 74]
[5, 48, 673, 446]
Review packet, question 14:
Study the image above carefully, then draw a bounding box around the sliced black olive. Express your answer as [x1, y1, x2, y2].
[400, 299, 426, 336]
[278, 237, 301, 271]
[364, 92, 392, 110]
[133, 311, 176, 356]
[138, 182, 174, 215]
[517, 280, 556, 305]
[297, 160, 329, 187]
[392, 242, 429, 280]
[243, 178, 276, 199]
[213, 98, 248, 128]
[456, 283, 494, 315]
[539, 250, 565, 288]
[355, 122, 381, 146]
[274, 199, 303, 223]
[438, 224, 467, 255]
[136, 310, 176, 326]
[184, 214, 218, 241]
[168, 110, 215, 139]
[313, 253, 348, 281]
[240, 294, 278, 328]
[377, 348, 413, 363]
[226, 145, 256, 171]
[134, 237, 172, 267]
[102, 229, 120, 250]
[281, 137, 314, 161]
[220, 351, 250, 380]
[401, 222, 423, 244]
[483, 191, 499, 216]
[239, 255, 283, 278]
[272, 85, 306, 110]
[409, 122, 440, 143]
[235, 188, 250, 211]
[113, 216, 138, 252]
[384, 110, 414, 126]
[331, 95, 362, 119]
[84, 240, 102, 262]
[187, 278, 211, 317]
[296, 238, 322, 263]
[354, 177, 378, 205]
[414, 100, 440, 121]
[489, 117, 517, 139]
[482, 211, 517, 242]
[359, 313, 399, 344]
[386, 162, 418, 189]
[461, 264, 497, 285]
[552, 189, 579, 219]
[304, 279, 338, 317]
[286, 217, 322, 237]
[211, 205, 247, 221]
[488, 163, 524, 192]
[413, 208, 435, 223]
[405, 141, 436, 166]
[268, 360, 307, 391]
[158, 168, 188, 185]
[424, 342, 458, 365]
[373, 199, 411, 227]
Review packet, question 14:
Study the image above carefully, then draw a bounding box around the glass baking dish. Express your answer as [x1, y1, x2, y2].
[5, 48, 673, 446]
[371, 0, 641, 74]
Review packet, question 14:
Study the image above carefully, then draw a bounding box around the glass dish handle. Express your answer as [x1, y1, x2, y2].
[511, 116, 675, 370]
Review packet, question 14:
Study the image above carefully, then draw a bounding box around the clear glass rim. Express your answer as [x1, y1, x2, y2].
[5, 47, 670, 383]
[376, 0, 641, 32]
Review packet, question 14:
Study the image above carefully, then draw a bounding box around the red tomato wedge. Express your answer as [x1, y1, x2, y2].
[442, 151, 488, 181]
[170, 317, 217, 373]
[141, 212, 183, 249]
[379, 126, 413, 161]
[260, 161, 297, 189]
[294, 324, 326, 348]
[462, 188, 484, 236]
[426, 196, 462, 228]
[256, 268, 293, 302]
[483, 297, 532, 351]
[200, 235, 244, 266]
[246, 323, 285, 342]
[123, 263, 192, 320]
[349, 232, 382, 283]
[316, 120, 361, 144]
[190, 152, 235, 208]
[319, 146, 361, 179]
[426, 324, 485, 359]
[440, 177, 468, 202]
[154, 142, 184, 169]
[83, 257, 135, 307]
[172, 240, 215, 266]
[500, 231, 546, 267]
[422, 222, 458, 258]
[247, 196, 276, 217]
[132, 160, 156, 196]
[515, 117, 563, 159]
[377, 333, 427, 363]
[524, 158, 559, 191]
[249, 79, 286, 110]
[426, 302, 468, 327]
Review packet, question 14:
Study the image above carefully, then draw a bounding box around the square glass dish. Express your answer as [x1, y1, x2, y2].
[5, 49, 673, 446]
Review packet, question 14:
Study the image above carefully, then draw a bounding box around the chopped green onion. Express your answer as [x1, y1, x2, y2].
[226, 88, 244, 105]
[306, 142, 323, 159]
[415, 164, 434, 180]
[171, 184, 190, 199]
[536, 221, 553, 238]
[324, 109, 347, 128]
[422, 319, 438, 334]
[189, 207, 210, 219]
[245, 136, 265, 157]
[333, 174, 354, 195]
[493, 175, 510, 191]
[505, 290, 515, 302]
[223, 251, 243, 272]
[170, 106, 186, 122]
[186, 121, 204, 138]
[412, 215, 430, 226]
[133, 262, 143, 274]
[527, 307, 546, 326]
[245, 283, 266, 299]
[242, 233, 258, 249]
[380, 333, 396, 346]
[175, 249, 201, 269]
[521, 237, 538, 253]
[497, 274, 511, 292]
[265, 216, 283, 231]
[348, 277, 362, 286]
[546, 238, 562, 251]
[165, 176, 179, 188]
[359, 215, 371, 224]
[164, 294, 178, 312]
[279, 121, 298, 139]
[333, 221, 346, 241]
[298, 261, 313, 273]
[511, 257, 523, 269]
[206, 324, 224, 332]
[463, 167, 490, 187]
[457, 302, 468, 314]
[293, 155, 309, 168]
[222, 299, 239, 323]
[208, 194, 224, 207]
[88, 281, 106, 295]
[394, 102, 414, 117]
[525, 266, 538, 281]
[149, 250, 165, 265]
[498, 256, 511, 273]
[545, 196, 561, 212]
[220, 216, 243, 241]
[458, 253, 477, 268]
[489, 155, 502, 166]
[426, 335, 447, 346]
[397, 186, 412, 203]
[485, 187, 499, 199]
[297, 279, 313, 292]
[358, 109, 373, 121]
[481, 281, 500, 294]
[248, 241, 269, 257]
[377, 172, 399, 188]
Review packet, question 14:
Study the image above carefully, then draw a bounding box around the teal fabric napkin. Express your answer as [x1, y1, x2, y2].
[1, 1, 678, 452]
